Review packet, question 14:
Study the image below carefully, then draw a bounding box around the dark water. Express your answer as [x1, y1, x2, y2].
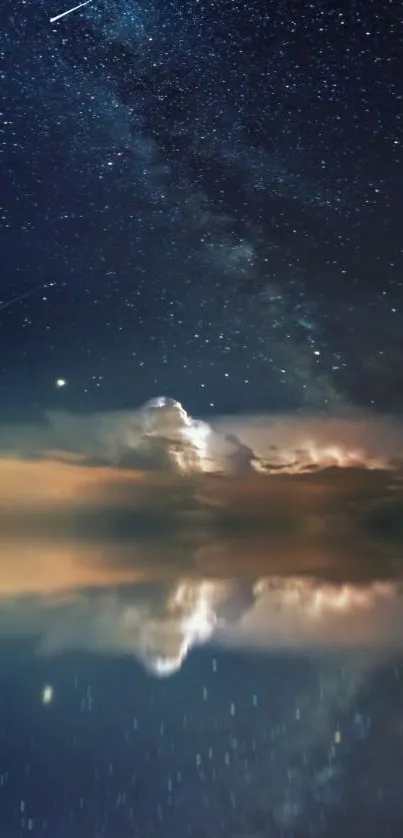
[1, 467, 403, 837]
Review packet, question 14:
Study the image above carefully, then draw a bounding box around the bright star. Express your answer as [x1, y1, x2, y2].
[42, 685, 54, 705]
[56, 378, 67, 388]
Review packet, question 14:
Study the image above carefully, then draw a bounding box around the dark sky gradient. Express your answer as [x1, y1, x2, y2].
[1, 0, 402, 418]
[2, 6, 403, 836]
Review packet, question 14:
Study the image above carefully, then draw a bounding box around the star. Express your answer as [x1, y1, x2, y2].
[56, 378, 67, 388]
[41, 685, 54, 705]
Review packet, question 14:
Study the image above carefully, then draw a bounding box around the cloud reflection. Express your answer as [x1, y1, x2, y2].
[0, 398, 403, 675]
[218, 577, 402, 652]
[0, 575, 402, 676]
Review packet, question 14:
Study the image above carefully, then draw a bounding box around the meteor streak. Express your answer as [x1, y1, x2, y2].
[50, 1, 95, 25]
[0, 283, 54, 313]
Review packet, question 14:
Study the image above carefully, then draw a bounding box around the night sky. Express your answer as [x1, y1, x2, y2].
[1, 0, 402, 417]
[2, 3, 403, 837]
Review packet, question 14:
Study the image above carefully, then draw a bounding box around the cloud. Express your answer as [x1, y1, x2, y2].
[0, 396, 403, 674]
[0, 398, 402, 678]
[1, 398, 403, 559]
[1, 397, 403, 472]
[210, 409, 403, 470]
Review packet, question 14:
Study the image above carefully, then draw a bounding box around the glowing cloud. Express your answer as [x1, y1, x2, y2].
[1, 396, 403, 477]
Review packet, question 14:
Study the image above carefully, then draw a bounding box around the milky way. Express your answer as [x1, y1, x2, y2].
[1, 8, 403, 834]
[1, 0, 402, 418]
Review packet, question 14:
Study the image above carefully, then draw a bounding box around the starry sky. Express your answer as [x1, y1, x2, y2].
[1, 7, 403, 833]
[1, 0, 402, 418]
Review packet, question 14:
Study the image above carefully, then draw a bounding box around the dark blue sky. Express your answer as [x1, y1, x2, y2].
[1, 0, 402, 418]
[1, 6, 403, 834]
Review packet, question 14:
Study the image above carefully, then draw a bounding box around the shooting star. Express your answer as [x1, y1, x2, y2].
[0, 283, 55, 313]
[50, 0, 95, 25]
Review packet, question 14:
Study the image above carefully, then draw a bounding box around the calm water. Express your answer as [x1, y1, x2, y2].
[1, 466, 403, 837]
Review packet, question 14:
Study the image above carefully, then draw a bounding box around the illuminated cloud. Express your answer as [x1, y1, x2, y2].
[210, 410, 403, 473]
[0, 395, 402, 682]
[0, 396, 403, 476]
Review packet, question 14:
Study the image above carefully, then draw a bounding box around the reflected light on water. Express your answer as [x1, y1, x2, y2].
[1, 398, 403, 677]
[0, 570, 402, 676]
[254, 577, 395, 618]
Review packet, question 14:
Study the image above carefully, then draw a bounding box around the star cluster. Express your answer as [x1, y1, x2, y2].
[0, 0, 402, 416]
